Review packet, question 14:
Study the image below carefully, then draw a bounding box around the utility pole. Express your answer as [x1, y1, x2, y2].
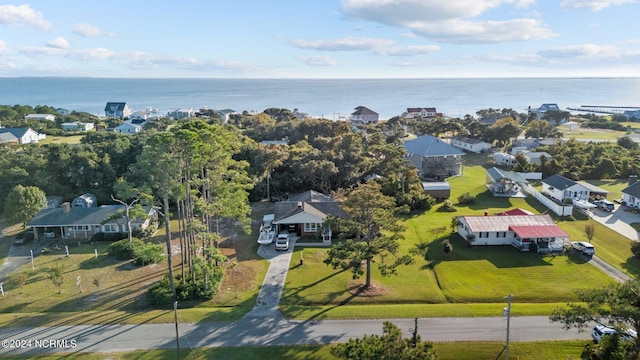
[503, 294, 513, 360]
[174, 301, 181, 360]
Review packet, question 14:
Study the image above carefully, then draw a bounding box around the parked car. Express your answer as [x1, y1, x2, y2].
[13, 231, 34, 245]
[592, 324, 637, 343]
[275, 233, 289, 251]
[44, 230, 57, 238]
[596, 199, 615, 212]
[571, 241, 595, 256]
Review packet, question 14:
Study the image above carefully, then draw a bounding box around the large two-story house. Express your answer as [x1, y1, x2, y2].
[105, 102, 133, 119]
[402, 135, 465, 180]
[349, 106, 379, 125]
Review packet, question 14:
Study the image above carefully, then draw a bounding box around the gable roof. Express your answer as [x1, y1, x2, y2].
[452, 136, 490, 145]
[105, 102, 128, 112]
[623, 182, 640, 198]
[537, 103, 560, 112]
[273, 190, 345, 224]
[402, 135, 465, 157]
[542, 174, 576, 189]
[27, 205, 152, 228]
[486, 167, 529, 184]
[510, 225, 569, 238]
[577, 181, 608, 195]
[0, 127, 31, 138]
[351, 106, 378, 116]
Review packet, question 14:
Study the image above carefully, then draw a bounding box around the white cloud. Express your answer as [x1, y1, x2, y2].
[375, 45, 440, 56]
[560, 0, 635, 11]
[73, 23, 114, 37]
[340, 0, 554, 43]
[47, 37, 70, 49]
[0, 40, 10, 55]
[538, 43, 625, 59]
[0, 4, 51, 29]
[291, 37, 395, 51]
[297, 55, 337, 66]
[412, 18, 556, 43]
[20, 45, 115, 60]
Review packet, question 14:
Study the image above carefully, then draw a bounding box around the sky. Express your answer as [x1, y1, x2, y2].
[1, 0, 639, 78]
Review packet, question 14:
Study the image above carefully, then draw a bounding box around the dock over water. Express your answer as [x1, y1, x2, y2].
[567, 105, 640, 114]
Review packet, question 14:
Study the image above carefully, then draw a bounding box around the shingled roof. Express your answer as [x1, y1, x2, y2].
[402, 135, 465, 157]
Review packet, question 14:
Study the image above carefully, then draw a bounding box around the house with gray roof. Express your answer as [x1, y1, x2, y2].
[273, 190, 345, 238]
[622, 176, 640, 208]
[542, 174, 607, 203]
[451, 136, 492, 154]
[27, 203, 157, 240]
[402, 135, 465, 180]
[104, 102, 132, 119]
[0, 127, 44, 144]
[349, 106, 379, 125]
[486, 167, 528, 198]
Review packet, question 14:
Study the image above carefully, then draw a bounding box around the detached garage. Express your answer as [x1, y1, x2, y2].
[422, 181, 450, 199]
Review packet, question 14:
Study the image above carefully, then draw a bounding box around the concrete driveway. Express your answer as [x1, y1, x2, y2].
[587, 204, 639, 241]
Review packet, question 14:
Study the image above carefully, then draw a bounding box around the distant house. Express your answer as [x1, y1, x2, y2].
[25, 114, 55, 122]
[456, 212, 568, 253]
[56, 108, 71, 115]
[624, 110, 640, 120]
[450, 136, 491, 154]
[216, 109, 236, 124]
[349, 106, 379, 125]
[403, 107, 439, 119]
[114, 122, 142, 134]
[522, 151, 552, 165]
[168, 108, 195, 120]
[261, 139, 289, 146]
[105, 102, 132, 119]
[422, 181, 450, 199]
[402, 134, 465, 180]
[61, 121, 94, 131]
[492, 152, 516, 166]
[486, 167, 528, 198]
[542, 174, 607, 203]
[27, 203, 157, 240]
[532, 103, 560, 120]
[273, 190, 346, 238]
[0, 127, 45, 144]
[292, 108, 309, 119]
[72, 193, 97, 208]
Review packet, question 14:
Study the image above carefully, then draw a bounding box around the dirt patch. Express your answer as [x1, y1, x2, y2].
[346, 280, 388, 297]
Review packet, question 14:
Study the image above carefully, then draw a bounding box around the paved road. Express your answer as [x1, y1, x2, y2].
[0, 316, 592, 356]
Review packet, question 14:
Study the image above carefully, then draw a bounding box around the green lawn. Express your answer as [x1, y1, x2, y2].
[38, 135, 85, 144]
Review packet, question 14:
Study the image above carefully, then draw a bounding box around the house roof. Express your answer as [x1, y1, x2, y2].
[105, 102, 128, 112]
[402, 135, 465, 157]
[524, 151, 552, 160]
[27, 205, 155, 228]
[577, 181, 608, 195]
[536, 104, 560, 112]
[422, 182, 450, 191]
[542, 174, 576, 189]
[623, 182, 640, 198]
[500, 208, 534, 216]
[452, 136, 490, 145]
[486, 167, 529, 184]
[460, 214, 559, 232]
[351, 106, 378, 116]
[0, 132, 18, 143]
[273, 191, 345, 224]
[509, 225, 569, 238]
[0, 127, 31, 138]
[407, 107, 436, 113]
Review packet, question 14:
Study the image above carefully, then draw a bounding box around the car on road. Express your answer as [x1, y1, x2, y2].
[275, 233, 289, 251]
[571, 241, 595, 256]
[592, 324, 637, 343]
[13, 231, 34, 245]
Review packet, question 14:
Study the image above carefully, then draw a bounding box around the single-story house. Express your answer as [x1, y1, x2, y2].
[27, 203, 157, 240]
[273, 190, 346, 238]
[114, 122, 142, 134]
[492, 152, 516, 166]
[422, 181, 450, 199]
[542, 174, 607, 203]
[349, 106, 379, 125]
[522, 151, 552, 165]
[622, 176, 640, 208]
[105, 102, 132, 119]
[402, 134, 465, 180]
[450, 136, 492, 154]
[0, 127, 45, 144]
[457, 212, 568, 253]
[25, 114, 55, 121]
[486, 167, 528, 197]
[61, 121, 94, 131]
[168, 108, 195, 120]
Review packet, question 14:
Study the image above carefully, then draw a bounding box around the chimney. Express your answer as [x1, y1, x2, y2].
[630, 175, 638, 186]
[61, 202, 71, 214]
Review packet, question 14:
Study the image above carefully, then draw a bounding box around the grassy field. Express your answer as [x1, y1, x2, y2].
[281, 157, 636, 319]
[38, 135, 85, 145]
[2, 341, 590, 359]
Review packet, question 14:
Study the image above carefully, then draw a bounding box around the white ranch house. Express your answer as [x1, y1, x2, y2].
[450, 136, 492, 154]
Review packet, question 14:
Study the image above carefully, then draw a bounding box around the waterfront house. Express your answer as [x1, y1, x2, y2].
[457, 212, 568, 253]
[349, 106, 379, 125]
[402, 134, 465, 180]
[168, 108, 195, 120]
[403, 107, 439, 119]
[105, 102, 132, 119]
[25, 114, 55, 122]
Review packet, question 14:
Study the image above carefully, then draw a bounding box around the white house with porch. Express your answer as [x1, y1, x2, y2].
[457, 213, 569, 253]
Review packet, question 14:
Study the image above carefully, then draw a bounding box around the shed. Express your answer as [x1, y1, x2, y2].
[422, 182, 450, 199]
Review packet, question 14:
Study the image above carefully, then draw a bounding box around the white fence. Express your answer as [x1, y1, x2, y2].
[522, 183, 573, 216]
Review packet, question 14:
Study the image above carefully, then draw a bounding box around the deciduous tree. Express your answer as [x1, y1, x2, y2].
[3, 185, 46, 227]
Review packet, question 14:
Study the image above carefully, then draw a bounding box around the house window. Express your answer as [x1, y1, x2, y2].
[103, 224, 120, 233]
[304, 223, 321, 232]
[73, 225, 90, 231]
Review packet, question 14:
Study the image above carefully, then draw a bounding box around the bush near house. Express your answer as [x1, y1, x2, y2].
[108, 238, 164, 266]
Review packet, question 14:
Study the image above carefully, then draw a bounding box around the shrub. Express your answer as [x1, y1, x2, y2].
[108, 238, 164, 266]
[133, 222, 159, 238]
[457, 192, 476, 205]
[631, 242, 640, 259]
[442, 239, 453, 254]
[148, 276, 174, 305]
[438, 200, 457, 212]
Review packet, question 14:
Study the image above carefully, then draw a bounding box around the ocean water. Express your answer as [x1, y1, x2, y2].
[1, 77, 640, 120]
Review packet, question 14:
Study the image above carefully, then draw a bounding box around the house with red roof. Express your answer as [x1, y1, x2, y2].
[403, 107, 440, 119]
[456, 212, 568, 253]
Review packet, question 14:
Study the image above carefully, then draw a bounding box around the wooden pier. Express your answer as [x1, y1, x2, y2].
[567, 105, 640, 114]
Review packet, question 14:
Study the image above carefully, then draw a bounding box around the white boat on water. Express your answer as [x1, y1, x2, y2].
[257, 214, 276, 245]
